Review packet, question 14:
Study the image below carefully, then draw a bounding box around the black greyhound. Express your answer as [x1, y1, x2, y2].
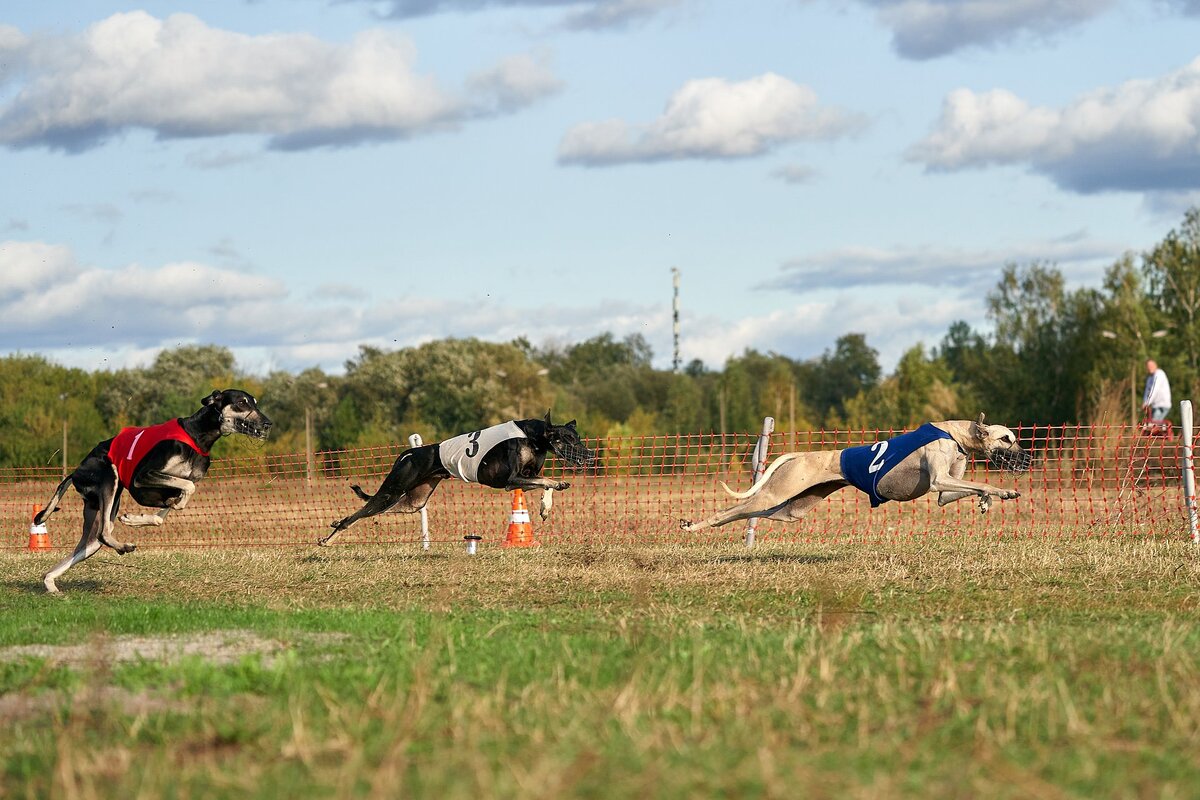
[319, 412, 593, 546]
[36, 389, 272, 593]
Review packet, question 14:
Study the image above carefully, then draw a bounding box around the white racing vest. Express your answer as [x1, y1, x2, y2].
[438, 421, 527, 483]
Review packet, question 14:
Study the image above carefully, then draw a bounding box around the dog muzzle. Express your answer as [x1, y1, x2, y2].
[987, 447, 1032, 473]
[551, 440, 596, 468]
[231, 417, 273, 440]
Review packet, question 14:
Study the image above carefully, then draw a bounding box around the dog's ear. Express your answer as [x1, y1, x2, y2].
[544, 409, 553, 426]
[972, 413, 987, 442]
[201, 390, 223, 408]
[567, 419, 577, 428]
[977, 412, 986, 425]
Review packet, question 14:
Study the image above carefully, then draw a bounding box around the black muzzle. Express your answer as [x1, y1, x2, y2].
[988, 447, 1032, 473]
[552, 440, 595, 468]
[235, 416, 273, 440]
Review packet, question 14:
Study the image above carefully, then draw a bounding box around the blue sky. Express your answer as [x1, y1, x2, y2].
[3, 0, 1200, 375]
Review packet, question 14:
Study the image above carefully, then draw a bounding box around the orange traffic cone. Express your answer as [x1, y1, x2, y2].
[501, 489, 538, 548]
[28, 505, 51, 551]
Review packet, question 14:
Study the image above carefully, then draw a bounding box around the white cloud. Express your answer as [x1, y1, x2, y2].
[770, 164, 818, 184]
[683, 292, 979, 371]
[909, 58, 1200, 194]
[0, 12, 560, 153]
[855, 0, 1115, 60]
[561, 0, 682, 30]
[0, 241, 79, 300]
[0, 240, 673, 373]
[558, 73, 863, 166]
[346, 0, 680, 30]
[1, 239, 1010, 374]
[465, 52, 564, 114]
[766, 232, 1122, 292]
[17, 230, 1089, 376]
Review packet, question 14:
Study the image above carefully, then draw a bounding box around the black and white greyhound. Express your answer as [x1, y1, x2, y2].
[35, 389, 272, 593]
[319, 412, 593, 546]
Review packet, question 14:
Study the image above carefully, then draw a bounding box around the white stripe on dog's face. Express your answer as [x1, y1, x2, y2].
[985, 425, 1018, 448]
[981, 423, 1032, 472]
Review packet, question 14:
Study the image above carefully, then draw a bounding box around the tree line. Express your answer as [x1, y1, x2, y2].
[5, 208, 1200, 471]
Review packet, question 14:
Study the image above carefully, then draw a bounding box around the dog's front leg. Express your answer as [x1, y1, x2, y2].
[928, 475, 1020, 503]
[505, 476, 570, 493]
[134, 470, 197, 508]
[539, 488, 554, 521]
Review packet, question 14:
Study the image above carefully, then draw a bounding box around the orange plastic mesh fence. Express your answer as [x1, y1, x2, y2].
[1, 424, 1191, 550]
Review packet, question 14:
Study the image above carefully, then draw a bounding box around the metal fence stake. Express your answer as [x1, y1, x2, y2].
[745, 417, 775, 549]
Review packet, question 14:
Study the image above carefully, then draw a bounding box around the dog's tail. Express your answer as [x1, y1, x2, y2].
[34, 474, 74, 524]
[350, 484, 374, 502]
[719, 453, 801, 499]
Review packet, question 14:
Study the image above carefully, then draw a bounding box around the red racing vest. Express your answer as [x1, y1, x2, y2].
[107, 419, 209, 489]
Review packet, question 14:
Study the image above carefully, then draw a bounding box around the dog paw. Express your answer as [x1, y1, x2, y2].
[556, 481, 571, 491]
[679, 519, 693, 531]
[978, 496, 992, 515]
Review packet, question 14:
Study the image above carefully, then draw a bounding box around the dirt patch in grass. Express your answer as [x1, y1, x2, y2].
[0, 629, 345, 668]
[0, 686, 186, 721]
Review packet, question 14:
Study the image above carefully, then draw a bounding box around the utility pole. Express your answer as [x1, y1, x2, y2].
[671, 267, 681, 373]
[59, 393, 69, 477]
[305, 406, 314, 486]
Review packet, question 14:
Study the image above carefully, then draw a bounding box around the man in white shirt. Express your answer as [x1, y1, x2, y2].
[1142, 359, 1172, 422]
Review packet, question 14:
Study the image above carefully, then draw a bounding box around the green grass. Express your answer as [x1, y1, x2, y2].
[2, 538, 1198, 798]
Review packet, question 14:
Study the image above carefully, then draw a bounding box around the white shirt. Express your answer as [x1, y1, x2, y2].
[1143, 368, 1171, 409]
[438, 421, 527, 483]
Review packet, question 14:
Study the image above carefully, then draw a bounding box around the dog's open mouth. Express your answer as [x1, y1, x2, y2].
[988, 447, 1032, 473]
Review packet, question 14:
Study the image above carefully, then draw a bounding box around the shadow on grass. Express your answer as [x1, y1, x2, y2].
[295, 551, 451, 564]
[4, 579, 103, 595]
[708, 553, 841, 565]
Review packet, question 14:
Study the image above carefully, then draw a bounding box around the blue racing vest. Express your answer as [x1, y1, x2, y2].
[840, 423, 955, 507]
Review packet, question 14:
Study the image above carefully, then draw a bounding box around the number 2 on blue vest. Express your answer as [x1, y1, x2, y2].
[867, 441, 889, 474]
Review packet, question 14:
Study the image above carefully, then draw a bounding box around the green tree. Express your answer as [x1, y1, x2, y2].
[98, 344, 240, 427]
[801, 333, 881, 425]
[979, 262, 1104, 423]
[1143, 206, 1200, 400]
[0, 355, 111, 467]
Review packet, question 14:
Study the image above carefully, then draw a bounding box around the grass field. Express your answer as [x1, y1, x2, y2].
[2, 536, 1199, 798]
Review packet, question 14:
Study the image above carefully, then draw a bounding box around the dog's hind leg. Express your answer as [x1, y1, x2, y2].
[763, 482, 847, 522]
[321, 485, 422, 546]
[390, 479, 442, 513]
[681, 455, 840, 532]
[321, 448, 445, 546]
[320, 476, 446, 546]
[43, 482, 118, 594]
[680, 490, 800, 532]
[321, 493, 397, 546]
